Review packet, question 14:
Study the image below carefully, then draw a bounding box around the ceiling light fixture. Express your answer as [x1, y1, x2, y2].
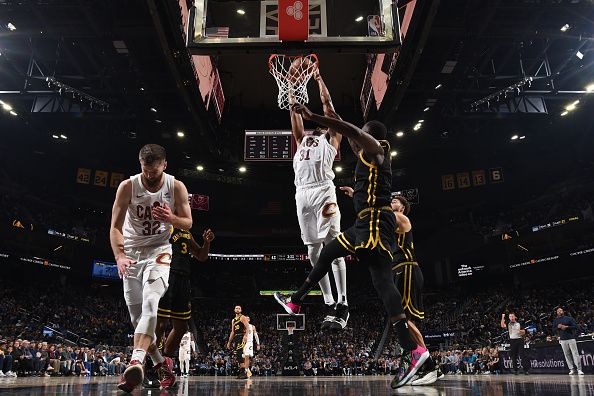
[561, 111, 568, 116]
[9, 110, 17, 116]
[560, 24, 570, 32]
[177, 131, 185, 138]
[196, 165, 204, 171]
[238, 166, 247, 173]
[396, 131, 404, 137]
[2, 103, 13, 111]
[150, 107, 157, 112]
[423, 107, 430, 112]
[355, 16, 364, 22]
[585, 83, 594, 92]
[519, 136, 526, 140]
[60, 134, 67, 139]
[335, 166, 343, 173]
[565, 100, 579, 111]
[236, 9, 245, 15]
[7, 23, 16, 31]
[511, 135, 519, 140]
[435, 84, 442, 90]
[391, 151, 398, 157]
[52, 135, 59, 139]
[576, 51, 584, 60]
[413, 123, 422, 131]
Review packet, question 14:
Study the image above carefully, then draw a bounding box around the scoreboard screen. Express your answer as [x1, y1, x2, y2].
[244, 130, 297, 161]
[244, 130, 341, 161]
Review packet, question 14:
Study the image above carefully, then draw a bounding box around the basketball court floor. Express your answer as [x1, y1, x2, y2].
[0, 375, 591, 395]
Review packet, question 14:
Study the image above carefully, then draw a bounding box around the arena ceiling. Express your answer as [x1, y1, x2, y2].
[0, 0, 592, 181]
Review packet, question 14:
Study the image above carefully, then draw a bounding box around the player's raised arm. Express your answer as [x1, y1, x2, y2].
[314, 70, 343, 152]
[290, 105, 306, 145]
[292, 104, 384, 165]
[190, 229, 214, 262]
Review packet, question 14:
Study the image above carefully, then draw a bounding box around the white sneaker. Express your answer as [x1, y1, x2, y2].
[569, 369, 577, 375]
[5, 371, 16, 378]
[577, 370, 584, 375]
[0, 371, 5, 377]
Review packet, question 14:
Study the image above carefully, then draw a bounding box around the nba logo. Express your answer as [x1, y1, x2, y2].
[367, 15, 382, 37]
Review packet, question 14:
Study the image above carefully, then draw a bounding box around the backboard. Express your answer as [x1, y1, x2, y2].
[277, 313, 305, 331]
[186, 0, 401, 55]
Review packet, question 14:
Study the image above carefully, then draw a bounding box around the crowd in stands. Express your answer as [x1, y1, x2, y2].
[0, 277, 592, 377]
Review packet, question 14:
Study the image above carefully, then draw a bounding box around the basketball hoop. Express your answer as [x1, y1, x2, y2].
[268, 54, 319, 110]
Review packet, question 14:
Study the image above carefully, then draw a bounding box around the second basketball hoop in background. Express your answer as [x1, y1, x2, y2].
[269, 54, 319, 110]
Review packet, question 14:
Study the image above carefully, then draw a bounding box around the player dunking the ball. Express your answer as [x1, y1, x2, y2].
[287, 66, 349, 329]
[110, 144, 192, 392]
[274, 105, 429, 388]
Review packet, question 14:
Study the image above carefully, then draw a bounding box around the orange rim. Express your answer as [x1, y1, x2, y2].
[268, 54, 319, 79]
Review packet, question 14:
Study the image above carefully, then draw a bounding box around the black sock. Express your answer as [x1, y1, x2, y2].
[291, 279, 313, 303]
[392, 319, 417, 352]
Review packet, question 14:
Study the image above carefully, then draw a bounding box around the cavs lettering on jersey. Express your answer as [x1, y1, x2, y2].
[293, 135, 337, 187]
[352, 141, 392, 213]
[123, 173, 175, 249]
[232, 315, 246, 336]
[393, 230, 417, 267]
[170, 228, 192, 275]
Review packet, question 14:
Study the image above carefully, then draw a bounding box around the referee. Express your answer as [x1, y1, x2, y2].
[500, 312, 529, 375]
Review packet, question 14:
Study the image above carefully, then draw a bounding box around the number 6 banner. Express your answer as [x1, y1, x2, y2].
[279, 0, 309, 41]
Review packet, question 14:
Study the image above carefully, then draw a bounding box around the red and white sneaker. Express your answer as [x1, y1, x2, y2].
[156, 356, 176, 389]
[274, 292, 301, 314]
[117, 359, 144, 393]
[391, 345, 430, 389]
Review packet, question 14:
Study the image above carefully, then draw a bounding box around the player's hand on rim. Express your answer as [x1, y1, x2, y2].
[116, 256, 136, 278]
[152, 202, 174, 222]
[339, 186, 354, 197]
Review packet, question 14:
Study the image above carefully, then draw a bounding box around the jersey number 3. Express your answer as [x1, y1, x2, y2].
[181, 242, 188, 254]
[142, 221, 161, 236]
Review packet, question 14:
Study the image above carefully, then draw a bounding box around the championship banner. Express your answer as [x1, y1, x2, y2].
[499, 339, 594, 374]
[279, 0, 309, 41]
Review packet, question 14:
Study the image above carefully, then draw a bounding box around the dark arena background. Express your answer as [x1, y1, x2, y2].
[0, 0, 593, 395]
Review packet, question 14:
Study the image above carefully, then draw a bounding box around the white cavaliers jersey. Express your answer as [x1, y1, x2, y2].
[246, 324, 254, 344]
[180, 332, 191, 350]
[122, 173, 175, 249]
[293, 135, 337, 187]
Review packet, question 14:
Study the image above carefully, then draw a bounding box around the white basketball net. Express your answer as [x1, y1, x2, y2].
[269, 54, 319, 110]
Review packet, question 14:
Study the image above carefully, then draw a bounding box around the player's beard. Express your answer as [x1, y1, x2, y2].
[143, 173, 163, 188]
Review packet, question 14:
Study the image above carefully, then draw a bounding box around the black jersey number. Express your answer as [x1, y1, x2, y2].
[181, 242, 188, 254]
[142, 221, 161, 236]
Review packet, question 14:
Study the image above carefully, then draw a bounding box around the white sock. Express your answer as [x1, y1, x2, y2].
[148, 347, 165, 365]
[131, 348, 147, 364]
[332, 257, 348, 306]
[307, 243, 335, 306]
